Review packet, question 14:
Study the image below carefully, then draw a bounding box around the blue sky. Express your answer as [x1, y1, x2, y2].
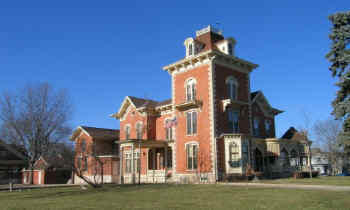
[0, 1, 347, 138]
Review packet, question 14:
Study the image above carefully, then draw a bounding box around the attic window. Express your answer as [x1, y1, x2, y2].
[189, 44, 193, 56]
[228, 43, 233, 55]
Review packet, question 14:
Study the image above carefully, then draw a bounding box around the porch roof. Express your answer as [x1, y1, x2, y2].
[115, 139, 169, 148]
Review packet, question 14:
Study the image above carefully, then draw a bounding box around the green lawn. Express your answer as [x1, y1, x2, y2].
[0, 184, 350, 210]
[260, 176, 350, 186]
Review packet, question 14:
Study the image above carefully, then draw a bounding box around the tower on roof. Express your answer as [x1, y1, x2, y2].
[184, 25, 236, 58]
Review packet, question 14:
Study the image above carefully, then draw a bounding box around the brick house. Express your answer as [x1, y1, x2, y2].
[70, 126, 120, 184]
[75, 25, 312, 184]
[22, 156, 71, 185]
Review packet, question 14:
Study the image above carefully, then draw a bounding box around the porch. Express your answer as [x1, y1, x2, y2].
[117, 140, 173, 184]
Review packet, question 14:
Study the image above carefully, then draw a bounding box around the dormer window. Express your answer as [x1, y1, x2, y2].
[189, 44, 193, 56]
[228, 43, 233, 55]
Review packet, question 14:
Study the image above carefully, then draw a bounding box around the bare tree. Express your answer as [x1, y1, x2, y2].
[72, 139, 107, 188]
[0, 83, 72, 184]
[297, 110, 314, 178]
[314, 119, 344, 175]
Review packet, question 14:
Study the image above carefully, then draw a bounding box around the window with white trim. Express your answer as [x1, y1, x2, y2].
[165, 119, 173, 140]
[125, 153, 132, 173]
[186, 79, 196, 101]
[125, 125, 130, 140]
[186, 143, 198, 170]
[226, 77, 238, 100]
[253, 117, 260, 137]
[136, 122, 143, 139]
[227, 109, 239, 133]
[229, 143, 240, 168]
[186, 111, 197, 135]
[189, 43, 193, 56]
[125, 152, 140, 173]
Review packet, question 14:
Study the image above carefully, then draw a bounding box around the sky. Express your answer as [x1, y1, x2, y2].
[0, 1, 348, 138]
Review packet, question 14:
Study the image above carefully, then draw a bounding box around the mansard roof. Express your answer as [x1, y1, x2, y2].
[70, 126, 119, 141]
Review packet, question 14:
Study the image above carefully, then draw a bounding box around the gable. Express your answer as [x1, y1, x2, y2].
[251, 91, 283, 117]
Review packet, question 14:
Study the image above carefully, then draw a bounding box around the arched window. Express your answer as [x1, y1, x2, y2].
[125, 125, 130, 140]
[225, 77, 238, 100]
[229, 143, 240, 168]
[136, 122, 143, 139]
[186, 79, 196, 101]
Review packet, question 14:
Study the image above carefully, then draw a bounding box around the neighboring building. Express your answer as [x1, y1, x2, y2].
[106, 25, 312, 184]
[0, 140, 27, 184]
[70, 126, 120, 184]
[22, 156, 71, 185]
[311, 148, 329, 175]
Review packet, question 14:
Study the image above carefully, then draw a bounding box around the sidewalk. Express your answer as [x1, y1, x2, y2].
[0, 184, 79, 191]
[219, 182, 350, 191]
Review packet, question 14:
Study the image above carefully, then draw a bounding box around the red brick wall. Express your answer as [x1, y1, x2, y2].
[120, 106, 150, 140]
[214, 64, 251, 135]
[251, 102, 276, 138]
[173, 64, 212, 173]
[155, 113, 172, 140]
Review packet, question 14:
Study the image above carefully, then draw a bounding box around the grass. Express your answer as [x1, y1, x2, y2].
[0, 184, 350, 210]
[260, 176, 350, 186]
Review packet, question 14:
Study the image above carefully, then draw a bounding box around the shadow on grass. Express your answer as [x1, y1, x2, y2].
[17, 183, 179, 200]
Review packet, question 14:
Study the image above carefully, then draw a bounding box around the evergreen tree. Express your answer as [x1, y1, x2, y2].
[326, 11, 350, 152]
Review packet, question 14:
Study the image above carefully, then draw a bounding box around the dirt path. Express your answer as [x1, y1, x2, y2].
[219, 182, 350, 191]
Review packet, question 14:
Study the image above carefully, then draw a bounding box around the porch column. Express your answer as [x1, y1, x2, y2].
[164, 146, 168, 183]
[164, 147, 168, 169]
[120, 146, 124, 184]
[131, 144, 134, 184]
[152, 148, 156, 183]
